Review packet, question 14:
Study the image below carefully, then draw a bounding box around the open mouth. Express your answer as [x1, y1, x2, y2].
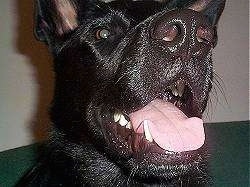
[103, 80, 205, 156]
[164, 80, 195, 118]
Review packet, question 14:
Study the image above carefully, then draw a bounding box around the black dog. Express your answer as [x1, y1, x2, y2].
[18, 0, 225, 186]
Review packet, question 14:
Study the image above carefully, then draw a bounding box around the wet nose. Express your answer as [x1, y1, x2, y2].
[150, 11, 215, 49]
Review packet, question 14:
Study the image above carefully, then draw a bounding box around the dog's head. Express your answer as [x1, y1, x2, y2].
[35, 0, 225, 184]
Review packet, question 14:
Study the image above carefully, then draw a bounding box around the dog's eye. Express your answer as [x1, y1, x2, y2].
[96, 29, 111, 40]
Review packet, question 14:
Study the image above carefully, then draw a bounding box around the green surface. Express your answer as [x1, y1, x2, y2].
[207, 121, 249, 187]
[0, 121, 249, 187]
[0, 144, 38, 187]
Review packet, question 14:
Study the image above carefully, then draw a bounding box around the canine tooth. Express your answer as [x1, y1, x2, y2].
[173, 90, 178, 97]
[143, 120, 153, 142]
[126, 122, 132, 129]
[176, 80, 185, 97]
[114, 111, 121, 122]
[170, 85, 178, 96]
[119, 115, 128, 126]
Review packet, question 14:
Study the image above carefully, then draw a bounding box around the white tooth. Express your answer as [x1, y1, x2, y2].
[114, 111, 121, 122]
[173, 89, 178, 97]
[170, 85, 178, 97]
[119, 115, 128, 126]
[174, 101, 177, 106]
[143, 120, 153, 142]
[126, 122, 132, 129]
[178, 90, 183, 97]
[176, 81, 185, 97]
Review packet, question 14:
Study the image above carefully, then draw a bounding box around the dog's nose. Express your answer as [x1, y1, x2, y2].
[150, 10, 215, 52]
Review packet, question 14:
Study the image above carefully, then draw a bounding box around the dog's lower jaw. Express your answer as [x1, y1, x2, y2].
[41, 128, 210, 187]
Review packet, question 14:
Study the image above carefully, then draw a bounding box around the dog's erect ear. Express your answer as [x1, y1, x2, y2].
[35, 0, 78, 44]
[188, 0, 226, 26]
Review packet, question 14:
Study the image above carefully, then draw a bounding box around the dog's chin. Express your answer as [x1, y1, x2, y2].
[93, 80, 208, 178]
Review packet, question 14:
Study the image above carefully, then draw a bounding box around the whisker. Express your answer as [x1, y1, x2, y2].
[115, 73, 127, 85]
[204, 81, 220, 121]
[212, 78, 230, 111]
[205, 71, 230, 121]
[204, 96, 212, 121]
[213, 73, 229, 107]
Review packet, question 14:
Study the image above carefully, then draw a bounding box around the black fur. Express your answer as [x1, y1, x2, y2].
[17, 0, 225, 186]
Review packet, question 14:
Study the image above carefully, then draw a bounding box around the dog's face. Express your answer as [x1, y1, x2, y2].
[36, 0, 225, 184]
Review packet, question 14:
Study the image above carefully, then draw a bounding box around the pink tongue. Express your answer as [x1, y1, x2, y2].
[129, 99, 205, 152]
